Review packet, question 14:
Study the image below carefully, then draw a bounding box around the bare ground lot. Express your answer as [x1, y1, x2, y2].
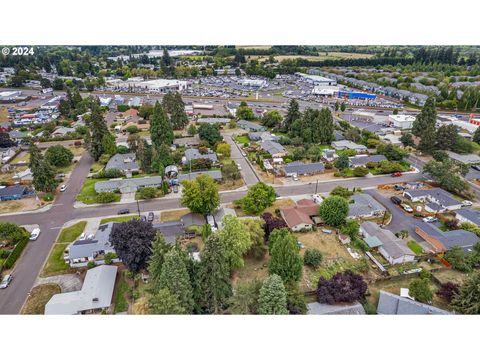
[0, 197, 44, 214]
[21, 284, 61, 314]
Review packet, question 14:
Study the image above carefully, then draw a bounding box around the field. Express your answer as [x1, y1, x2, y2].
[41, 221, 87, 277]
[244, 52, 374, 62]
[21, 284, 61, 314]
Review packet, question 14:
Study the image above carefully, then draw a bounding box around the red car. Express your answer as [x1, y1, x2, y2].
[391, 172, 402, 177]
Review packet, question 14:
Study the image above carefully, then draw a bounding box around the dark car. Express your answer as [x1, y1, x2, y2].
[117, 209, 130, 215]
[394, 184, 405, 191]
[147, 212, 154, 222]
[390, 196, 402, 205]
[471, 165, 480, 171]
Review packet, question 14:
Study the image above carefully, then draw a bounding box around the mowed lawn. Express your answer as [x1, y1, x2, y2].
[42, 221, 87, 277]
[100, 215, 139, 225]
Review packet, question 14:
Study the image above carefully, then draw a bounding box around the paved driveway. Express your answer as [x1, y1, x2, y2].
[364, 189, 433, 252]
[223, 135, 260, 186]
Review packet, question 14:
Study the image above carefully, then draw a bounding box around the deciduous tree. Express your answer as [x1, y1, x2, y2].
[319, 195, 349, 226]
[268, 228, 303, 283]
[180, 174, 219, 215]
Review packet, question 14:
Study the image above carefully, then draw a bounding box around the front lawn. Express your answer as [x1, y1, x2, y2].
[41, 221, 86, 277]
[76, 178, 101, 204]
[235, 135, 249, 145]
[100, 215, 139, 225]
[21, 284, 61, 314]
[407, 240, 424, 255]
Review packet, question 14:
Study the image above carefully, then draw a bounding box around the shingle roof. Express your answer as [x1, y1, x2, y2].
[416, 222, 479, 252]
[94, 176, 163, 192]
[177, 170, 222, 182]
[307, 301, 366, 315]
[153, 221, 185, 245]
[197, 117, 231, 124]
[360, 221, 414, 259]
[214, 207, 236, 229]
[260, 140, 285, 156]
[105, 153, 139, 172]
[456, 208, 480, 227]
[404, 188, 461, 208]
[377, 291, 451, 315]
[184, 148, 218, 163]
[45, 265, 117, 315]
[69, 222, 116, 261]
[332, 140, 367, 151]
[237, 120, 265, 131]
[281, 199, 319, 228]
[284, 161, 325, 175]
[446, 151, 480, 165]
[0, 185, 27, 197]
[348, 193, 386, 218]
[349, 155, 387, 167]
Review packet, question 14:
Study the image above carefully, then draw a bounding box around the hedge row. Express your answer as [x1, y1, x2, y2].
[4, 236, 29, 269]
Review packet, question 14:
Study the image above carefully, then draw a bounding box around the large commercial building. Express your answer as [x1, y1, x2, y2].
[296, 73, 337, 86]
[388, 114, 416, 129]
[106, 78, 189, 93]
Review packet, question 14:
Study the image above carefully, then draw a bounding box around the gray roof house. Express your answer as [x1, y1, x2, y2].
[260, 140, 286, 157]
[181, 212, 206, 227]
[153, 221, 185, 245]
[322, 149, 337, 162]
[307, 301, 366, 315]
[105, 153, 139, 175]
[45, 265, 118, 315]
[8, 130, 28, 140]
[360, 221, 415, 265]
[177, 170, 222, 182]
[377, 291, 451, 315]
[95, 176, 162, 194]
[415, 222, 479, 253]
[456, 208, 480, 227]
[237, 120, 266, 132]
[403, 188, 462, 213]
[173, 135, 200, 147]
[52, 126, 75, 137]
[248, 131, 277, 142]
[183, 148, 218, 164]
[446, 151, 480, 165]
[214, 207, 237, 229]
[349, 155, 387, 168]
[68, 222, 116, 265]
[283, 161, 325, 176]
[331, 140, 367, 152]
[348, 193, 386, 219]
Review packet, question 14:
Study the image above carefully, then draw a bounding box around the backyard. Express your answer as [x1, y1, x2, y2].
[41, 221, 87, 277]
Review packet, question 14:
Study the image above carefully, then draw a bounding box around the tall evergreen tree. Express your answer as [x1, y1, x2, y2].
[473, 126, 480, 144]
[150, 101, 173, 149]
[89, 101, 108, 160]
[149, 288, 187, 315]
[170, 92, 188, 130]
[29, 143, 57, 192]
[284, 99, 301, 131]
[158, 248, 194, 313]
[451, 271, 480, 314]
[148, 233, 173, 293]
[258, 274, 288, 315]
[412, 96, 437, 153]
[200, 234, 232, 314]
[318, 107, 335, 144]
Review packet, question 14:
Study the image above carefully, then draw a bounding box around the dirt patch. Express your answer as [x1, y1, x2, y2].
[21, 284, 61, 314]
[264, 198, 295, 215]
[218, 178, 245, 191]
[160, 208, 190, 222]
[0, 197, 43, 214]
[232, 255, 269, 285]
[432, 269, 470, 285]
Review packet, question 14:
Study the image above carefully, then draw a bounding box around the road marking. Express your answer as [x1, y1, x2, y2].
[50, 226, 62, 230]
[51, 203, 63, 206]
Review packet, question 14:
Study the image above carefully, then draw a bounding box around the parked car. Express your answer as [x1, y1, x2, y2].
[393, 184, 405, 191]
[117, 209, 130, 215]
[140, 215, 147, 222]
[312, 194, 322, 204]
[391, 172, 402, 177]
[0, 274, 13, 289]
[173, 185, 179, 193]
[147, 212, 154, 222]
[390, 196, 402, 205]
[79, 233, 86, 241]
[462, 200, 473, 207]
[87, 234, 94, 240]
[60, 184, 67, 192]
[401, 204, 413, 213]
[241, 151, 246, 157]
[423, 216, 437, 223]
[292, 174, 299, 181]
[236, 163, 242, 170]
[29, 228, 40, 241]
[471, 165, 480, 171]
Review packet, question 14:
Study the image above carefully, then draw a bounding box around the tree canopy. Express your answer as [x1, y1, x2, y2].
[258, 274, 289, 315]
[319, 195, 349, 226]
[268, 228, 303, 283]
[181, 174, 220, 215]
[241, 182, 276, 215]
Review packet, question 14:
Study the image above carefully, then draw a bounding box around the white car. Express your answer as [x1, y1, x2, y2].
[292, 174, 299, 181]
[462, 200, 473, 207]
[29, 228, 41, 241]
[402, 204, 414, 213]
[423, 216, 437, 223]
[0, 274, 13, 289]
[79, 233, 86, 241]
[60, 184, 67, 192]
[236, 163, 242, 170]
[312, 194, 323, 204]
[241, 151, 246, 157]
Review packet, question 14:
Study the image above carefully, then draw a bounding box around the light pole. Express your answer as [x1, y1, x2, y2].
[315, 179, 318, 194]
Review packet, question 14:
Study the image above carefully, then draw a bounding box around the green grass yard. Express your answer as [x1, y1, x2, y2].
[100, 215, 139, 225]
[41, 221, 87, 277]
[113, 271, 129, 313]
[407, 240, 424, 255]
[235, 135, 249, 145]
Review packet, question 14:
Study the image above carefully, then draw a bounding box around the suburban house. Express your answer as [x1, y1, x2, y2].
[177, 170, 222, 182]
[0, 147, 16, 163]
[455, 208, 480, 227]
[44, 265, 118, 315]
[214, 207, 237, 229]
[237, 120, 266, 132]
[248, 131, 277, 142]
[280, 199, 320, 232]
[120, 108, 141, 122]
[360, 221, 415, 265]
[331, 140, 367, 152]
[94, 176, 163, 194]
[403, 188, 462, 213]
[52, 126, 75, 138]
[259, 140, 286, 158]
[307, 301, 366, 315]
[12, 168, 33, 182]
[349, 154, 387, 168]
[0, 185, 32, 201]
[183, 148, 218, 165]
[67, 222, 117, 266]
[348, 193, 386, 219]
[8, 130, 28, 143]
[283, 161, 325, 177]
[322, 149, 337, 162]
[121, 121, 150, 132]
[173, 135, 200, 147]
[377, 290, 451, 315]
[105, 153, 139, 176]
[446, 151, 480, 165]
[153, 221, 186, 245]
[415, 222, 479, 253]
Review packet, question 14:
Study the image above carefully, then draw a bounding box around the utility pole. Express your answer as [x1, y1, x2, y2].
[315, 179, 319, 194]
[136, 199, 141, 218]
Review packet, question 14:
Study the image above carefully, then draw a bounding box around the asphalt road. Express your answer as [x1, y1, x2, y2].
[223, 135, 260, 186]
[0, 151, 423, 314]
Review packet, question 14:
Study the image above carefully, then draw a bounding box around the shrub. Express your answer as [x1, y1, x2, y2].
[74, 140, 82, 146]
[353, 166, 369, 177]
[43, 193, 54, 201]
[104, 252, 117, 265]
[126, 125, 139, 134]
[409, 278, 433, 303]
[96, 192, 118, 203]
[87, 261, 96, 269]
[4, 236, 29, 269]
[104, 168, 123, 178]
[316, 270, 367, 304]
[137, 187, 158, 199]
[304, 249, 323, 268]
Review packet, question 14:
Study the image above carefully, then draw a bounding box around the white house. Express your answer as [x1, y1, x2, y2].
[388, 114, 416, 129]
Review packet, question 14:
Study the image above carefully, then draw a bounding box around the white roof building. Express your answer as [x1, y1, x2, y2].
[44, 265, 118, 315]
[388, 114, 416, 129]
